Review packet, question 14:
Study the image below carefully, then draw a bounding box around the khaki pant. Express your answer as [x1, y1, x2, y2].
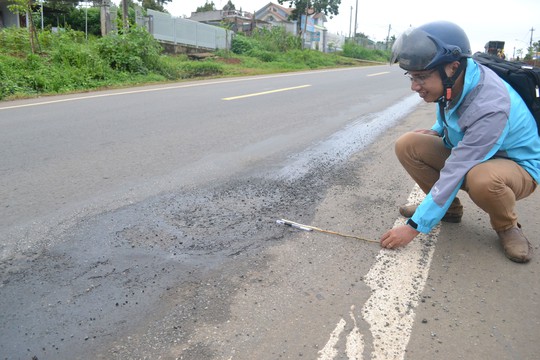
[395, 132, 537, 232]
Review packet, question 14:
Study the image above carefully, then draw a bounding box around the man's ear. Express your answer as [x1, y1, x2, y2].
[446, 61, 460, 76]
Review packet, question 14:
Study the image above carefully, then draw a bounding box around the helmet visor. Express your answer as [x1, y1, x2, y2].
[391, 28, 438, 71]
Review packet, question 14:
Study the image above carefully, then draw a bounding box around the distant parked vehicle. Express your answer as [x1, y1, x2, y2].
[484, 40, 506, 59]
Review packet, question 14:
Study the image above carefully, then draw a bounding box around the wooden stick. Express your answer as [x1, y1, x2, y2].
[277, 219, 379, 244]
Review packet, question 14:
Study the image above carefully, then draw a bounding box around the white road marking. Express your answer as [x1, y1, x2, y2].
[222, 85, 311, 101]
[345, 306, 364, 360]
[367, 72, 390, 77]
[319, 184, 440, 359]
[318, 318, 346, 359]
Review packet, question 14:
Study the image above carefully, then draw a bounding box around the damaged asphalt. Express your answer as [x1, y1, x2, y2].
[1, 174, 327, 359]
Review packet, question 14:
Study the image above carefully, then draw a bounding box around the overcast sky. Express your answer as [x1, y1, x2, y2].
[165, 0, 539, 58]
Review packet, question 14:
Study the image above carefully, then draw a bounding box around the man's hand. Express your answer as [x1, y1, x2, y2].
[380, 225, 420, 249]
[413, 129, 440, 136]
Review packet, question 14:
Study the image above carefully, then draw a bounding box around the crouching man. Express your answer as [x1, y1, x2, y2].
[380, 21, 540, 263]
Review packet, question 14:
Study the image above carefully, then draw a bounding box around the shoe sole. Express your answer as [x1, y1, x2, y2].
[441, 215, 462, 223]
[399, 208, 462, 223]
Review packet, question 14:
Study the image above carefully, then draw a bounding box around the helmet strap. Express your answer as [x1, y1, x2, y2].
[436, 58, 467, 106]
[436, 58, 467, 124]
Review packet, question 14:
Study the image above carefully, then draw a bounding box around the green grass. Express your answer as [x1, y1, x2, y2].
[0, 27, 388, 101]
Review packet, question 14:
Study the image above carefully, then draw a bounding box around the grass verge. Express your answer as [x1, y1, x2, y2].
[0, 27, 387, 101]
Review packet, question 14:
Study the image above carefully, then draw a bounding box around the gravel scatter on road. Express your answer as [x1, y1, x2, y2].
[0, 161, 355, 359]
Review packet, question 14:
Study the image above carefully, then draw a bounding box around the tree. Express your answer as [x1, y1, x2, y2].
[277, 0, 341, 20]
[223, 0, 235, 11]
[65, 6, 101, 36]
[141, 0, 166, 12]
[44, 0, 79, 13]
[154, 0, 171, 7]
[8, 0, 39, 53]
[196, 1, 216, 12]
[277, 0, 340, 46]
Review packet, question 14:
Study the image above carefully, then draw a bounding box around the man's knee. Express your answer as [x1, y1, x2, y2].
[465, 165, 502, 204]
[394, 131, 417, 158]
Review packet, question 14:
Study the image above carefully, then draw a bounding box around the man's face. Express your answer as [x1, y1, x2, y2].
[406, 62, 459, 102]
[405, 69, 442, 102]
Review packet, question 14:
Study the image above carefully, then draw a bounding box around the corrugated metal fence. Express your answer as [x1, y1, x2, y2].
[147, 9, 232, 50]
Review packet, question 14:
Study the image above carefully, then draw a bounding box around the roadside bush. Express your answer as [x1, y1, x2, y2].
[180, 61, 224, 78]
[342, 42, 389, 62]
[0, 27, 31, 55]
[95, 26, 163, 74]
[50, 29, 87, 45]
[231, 34, 258, 55]
[247, 49, 277, 62]
[0, 55, 26, 98]
[50, 40, 106, 70]
[0, 30, 127, 100]
[41, 30, 116, 84]
[20, 54, 49, 93]
[154, 56, 184, 80]
[232, 27, 300, 56]
[251, 26, 301, 52]
[274, 49, 336, 69]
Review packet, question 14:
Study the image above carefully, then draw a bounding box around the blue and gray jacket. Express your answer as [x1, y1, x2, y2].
[410, 58, 540, 233]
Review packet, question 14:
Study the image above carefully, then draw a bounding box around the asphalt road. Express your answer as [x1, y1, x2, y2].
[1, 66, 539, 360]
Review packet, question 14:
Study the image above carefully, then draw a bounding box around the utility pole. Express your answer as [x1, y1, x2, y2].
[385, 24, 391, 50]
[348, 6, 352, 39]
[353, 0, 358, 40]
[85, 0, 88, 40]
[122, 0, 129, 31]
[302, 2, 309, 49]
[531, 27, 537, 66]
[100, 0, 110, 36]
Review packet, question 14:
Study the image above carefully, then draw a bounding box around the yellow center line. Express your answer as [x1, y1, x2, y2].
[222, 84, 311, 101]
[367, 71, 390, 77]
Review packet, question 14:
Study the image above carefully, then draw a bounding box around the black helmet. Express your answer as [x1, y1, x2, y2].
[391, 21, 472, 71]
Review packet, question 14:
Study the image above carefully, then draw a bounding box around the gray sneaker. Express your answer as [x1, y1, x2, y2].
[497, 225, 533, 263]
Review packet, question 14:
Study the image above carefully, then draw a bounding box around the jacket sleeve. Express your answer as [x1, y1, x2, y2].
[430, 116, 444, 135]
